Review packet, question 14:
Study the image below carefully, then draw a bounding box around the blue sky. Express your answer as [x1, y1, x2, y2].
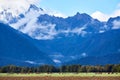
[40, 0, 119, 15]
[0, 0, 119, 21]
[40, 0, 120, 21]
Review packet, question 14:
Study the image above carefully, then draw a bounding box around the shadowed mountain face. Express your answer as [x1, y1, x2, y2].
[32, 13, 120, 65]
[64, 53, 120, 65]
[62, 29, 120, 65]
[35, 29, 120, 65]
[37, 12, 104, 34]
[0, 23, 54, 66]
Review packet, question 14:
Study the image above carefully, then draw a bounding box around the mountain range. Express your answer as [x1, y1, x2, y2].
[0, 4, 120, 66]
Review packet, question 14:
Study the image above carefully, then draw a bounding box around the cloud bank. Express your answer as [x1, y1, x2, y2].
[0, 0, 40, 16]
[112, 20, 120, 29]
[44, 9, 67, 18]
[0, 0, 66, 18]
[91, 3, 120, 21]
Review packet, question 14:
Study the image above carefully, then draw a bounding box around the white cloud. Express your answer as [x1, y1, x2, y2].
[43, 9, 67, 18]
[118, 49, 120, 52]
[91, 11, 109, 21]
[10, 7, 43, 29]
[50, 54, 64, 58]
[0, 0, 87, 40]
[53, 59, 61, 63]
[112, 20, 120, 29]
[117, 3, 120, 8]
[59, 25, 87, 37]
[71, 27, 87, 36]
[91, 3, 120, 21]
[7, 2, 62, 40]
[70, 56, 76, 59]
[25, 60, 45, 65]
[81, 53, 87, 57]
[25, 60, 36, 64]
[0, 0, 40, 16]
[49, 11, 67, 18]
[99, 30, 105, 33]
[10, 7, 58, 40]
[0, 0, 41, 23]
[32, 23, 57, 40]
[22, 22, 57, 40]
[111, 9, 120, 18]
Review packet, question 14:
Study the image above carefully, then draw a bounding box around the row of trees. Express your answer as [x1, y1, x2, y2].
[0, 64, 120, 73]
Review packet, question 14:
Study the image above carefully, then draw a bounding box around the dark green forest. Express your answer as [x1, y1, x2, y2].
[0, 64, 120, 73]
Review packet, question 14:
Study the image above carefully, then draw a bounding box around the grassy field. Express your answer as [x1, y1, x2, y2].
[0, 73, 120, 80]
[0, 73, 120, 77]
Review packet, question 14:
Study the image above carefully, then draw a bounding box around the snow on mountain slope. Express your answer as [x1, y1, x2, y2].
[0, 3, 120, 40]
[0, 0, 40, 23]
[0, 4, 100, 40]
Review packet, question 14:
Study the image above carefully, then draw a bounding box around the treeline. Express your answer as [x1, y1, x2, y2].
[0, 64, 120, 73]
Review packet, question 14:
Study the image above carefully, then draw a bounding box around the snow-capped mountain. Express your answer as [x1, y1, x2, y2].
[0, 4, 120, 40]
[0, 4, 120, 66]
